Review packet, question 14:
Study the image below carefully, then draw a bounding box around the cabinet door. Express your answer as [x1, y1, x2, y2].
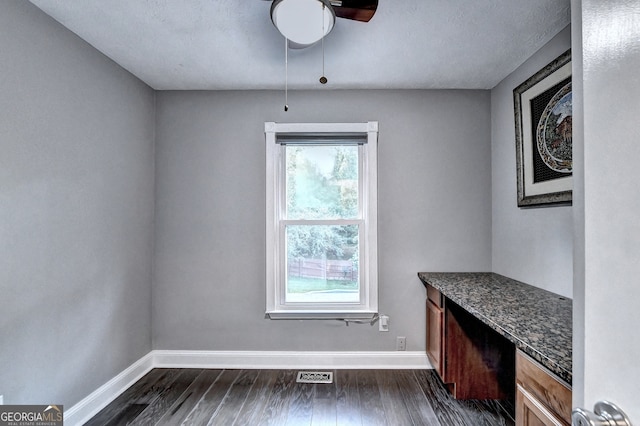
[426, 298, 444, 377]
[516, 384, 568, 426]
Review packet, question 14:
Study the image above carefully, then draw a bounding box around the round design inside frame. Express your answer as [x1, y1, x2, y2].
[536, 82, 573, 173]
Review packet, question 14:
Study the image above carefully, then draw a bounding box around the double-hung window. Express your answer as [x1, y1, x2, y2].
[265, 122, 378, 319]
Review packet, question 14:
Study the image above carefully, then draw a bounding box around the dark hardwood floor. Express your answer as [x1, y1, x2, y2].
[85, 368, 514, 425]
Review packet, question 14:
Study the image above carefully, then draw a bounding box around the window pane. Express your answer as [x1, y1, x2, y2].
[285, 224, 359, 303]
[285, 145, 359, 220]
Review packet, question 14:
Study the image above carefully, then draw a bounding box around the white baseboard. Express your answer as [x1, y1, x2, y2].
[64, 353, 154, 426]
[66, 350, 431, 425]
[152, 350, 431, 370]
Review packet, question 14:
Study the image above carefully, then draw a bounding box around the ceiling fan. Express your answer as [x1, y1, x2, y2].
[266, 0, 378, 110]
[267, 0, 379, 48]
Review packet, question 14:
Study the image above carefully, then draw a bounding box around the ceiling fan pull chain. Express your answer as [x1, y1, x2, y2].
[320, 4, 328, 85]
[284, 36, 289, 111]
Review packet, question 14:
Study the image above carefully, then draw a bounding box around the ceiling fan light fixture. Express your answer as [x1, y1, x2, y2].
[271, 0, 335, 48]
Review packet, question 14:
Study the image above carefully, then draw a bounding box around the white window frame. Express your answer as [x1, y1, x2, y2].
[265, 122, 378, 320]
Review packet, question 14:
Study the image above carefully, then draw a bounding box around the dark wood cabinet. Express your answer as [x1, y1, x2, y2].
[515, 350, 571, 426]
[424, 284, 514, 400]
[444, 301, 515, 400]
[419, 273, 572, 426]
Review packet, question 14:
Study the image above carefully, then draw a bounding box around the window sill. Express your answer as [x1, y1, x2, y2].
[266, 311, 378, 320]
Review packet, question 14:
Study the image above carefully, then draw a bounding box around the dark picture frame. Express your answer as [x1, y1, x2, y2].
[513, 49, 572, 207]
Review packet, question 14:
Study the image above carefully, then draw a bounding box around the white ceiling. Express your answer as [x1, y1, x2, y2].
[28, 0, 570, 90]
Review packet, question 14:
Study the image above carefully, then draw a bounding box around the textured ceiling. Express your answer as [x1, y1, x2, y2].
[28, 0, 570, 90]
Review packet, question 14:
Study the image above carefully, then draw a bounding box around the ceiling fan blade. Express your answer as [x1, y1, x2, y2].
[330, 0, 378, 22]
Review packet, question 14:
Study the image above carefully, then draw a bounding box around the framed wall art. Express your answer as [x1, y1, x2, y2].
[513, 49, 572, 207]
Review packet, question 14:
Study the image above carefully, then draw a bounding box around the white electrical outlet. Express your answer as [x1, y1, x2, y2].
[378, 315, 389, 332]
[0, 395, 4, 405]
[396, 336, 406, 351]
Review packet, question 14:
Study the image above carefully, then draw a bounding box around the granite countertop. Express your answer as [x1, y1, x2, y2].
[418, 272, 572, 386]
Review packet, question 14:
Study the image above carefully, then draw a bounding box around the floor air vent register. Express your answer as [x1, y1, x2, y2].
[296, 371, 333, 384]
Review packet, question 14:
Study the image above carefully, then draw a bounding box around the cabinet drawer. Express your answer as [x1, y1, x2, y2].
[426, 284, 443, 308]
[516, 350, 571, 424]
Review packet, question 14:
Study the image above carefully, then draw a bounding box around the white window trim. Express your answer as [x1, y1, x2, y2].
[265, 122, 378, 320]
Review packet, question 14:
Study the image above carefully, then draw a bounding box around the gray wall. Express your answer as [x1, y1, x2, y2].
[153, 90, 492, 351]
[491, 26, 573, 297]
[0, 2, 155, 407]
